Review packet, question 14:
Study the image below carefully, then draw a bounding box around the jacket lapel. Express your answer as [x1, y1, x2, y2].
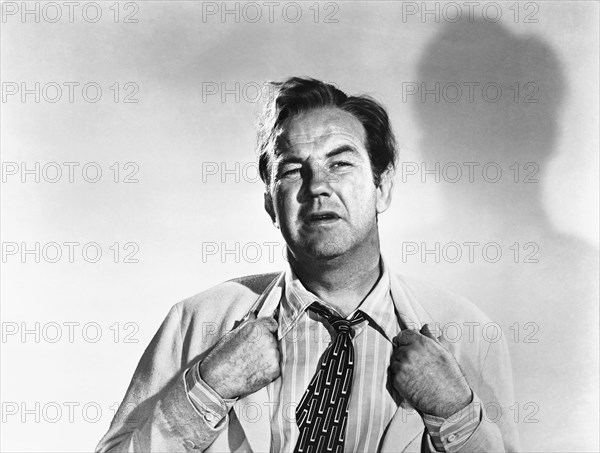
[389, 272, 434, 331]
[229, 272, 285, 452]
[379, 273, 435, 452]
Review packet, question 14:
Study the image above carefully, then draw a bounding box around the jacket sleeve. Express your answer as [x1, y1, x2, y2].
[450, 333, 521, 452]
[95, 303, 229, 452]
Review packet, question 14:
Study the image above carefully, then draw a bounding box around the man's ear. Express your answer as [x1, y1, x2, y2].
[376, 168, 395, 215]
[264, 192, 278, 228]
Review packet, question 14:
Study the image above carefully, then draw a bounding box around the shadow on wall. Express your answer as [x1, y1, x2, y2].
[401, 20, 599, 452]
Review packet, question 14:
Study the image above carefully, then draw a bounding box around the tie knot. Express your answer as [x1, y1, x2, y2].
[308, 302, 366, 334]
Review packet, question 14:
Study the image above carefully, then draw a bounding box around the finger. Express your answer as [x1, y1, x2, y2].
[390, 346, 405, 361]
[420, 324, 438, 341]
[256, 316, 279, 333]
[388, 360, 403, 375]
[393, 329, 419, 347]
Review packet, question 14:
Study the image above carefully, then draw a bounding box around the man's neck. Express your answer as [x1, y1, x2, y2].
[288, 249, 382, 317]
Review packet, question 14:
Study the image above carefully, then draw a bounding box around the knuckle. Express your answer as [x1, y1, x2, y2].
[258, 317, 277, 331]
[401, 329, 417, 343]
[268, 360, 280, 378]
[267, 330, 278, 344]
[266, 346, 279, 362]
[246, 323, 264, 343]
[405, 348, 418, 362]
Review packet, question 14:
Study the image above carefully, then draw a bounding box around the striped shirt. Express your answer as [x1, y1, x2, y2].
[185, 260, 481, 452]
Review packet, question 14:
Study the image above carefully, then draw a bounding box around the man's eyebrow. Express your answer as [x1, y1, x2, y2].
[325, 145, 360, 159]
[276, 155, 304, 165]
[275, 145, 360, 164]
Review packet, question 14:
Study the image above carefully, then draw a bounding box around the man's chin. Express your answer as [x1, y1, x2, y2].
[296, 239, 348, 261]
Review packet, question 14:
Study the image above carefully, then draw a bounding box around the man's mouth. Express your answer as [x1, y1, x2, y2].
[306, 212, 341, 224]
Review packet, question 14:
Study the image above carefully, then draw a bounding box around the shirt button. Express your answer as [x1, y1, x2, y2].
[184, 439, 196, 449]
[446, 434, 458, 443]
[204, 412, 215, 422]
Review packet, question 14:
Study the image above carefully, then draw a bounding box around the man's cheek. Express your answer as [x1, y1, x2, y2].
[274, 195, 291, 219]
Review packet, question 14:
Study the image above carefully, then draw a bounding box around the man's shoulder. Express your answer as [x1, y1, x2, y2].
[394, 273, 492, 325]
[175, 271, 281, 317]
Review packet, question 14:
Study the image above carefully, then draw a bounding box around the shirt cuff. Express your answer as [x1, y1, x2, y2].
[422, 391, 482, 452]
[184, 362, 238, 429]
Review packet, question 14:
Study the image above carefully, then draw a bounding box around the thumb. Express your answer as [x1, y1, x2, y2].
[420, 324, 438, 341]
[437, 334, 452, 350]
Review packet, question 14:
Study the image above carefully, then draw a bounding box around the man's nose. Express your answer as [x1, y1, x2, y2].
[304, 163, 333, 198]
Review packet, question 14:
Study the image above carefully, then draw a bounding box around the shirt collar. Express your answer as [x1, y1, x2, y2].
[278, 257, 398, 342]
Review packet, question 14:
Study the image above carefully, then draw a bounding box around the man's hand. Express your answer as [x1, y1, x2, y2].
[390, 324, 472, 418]
[199, 313, 280, 399]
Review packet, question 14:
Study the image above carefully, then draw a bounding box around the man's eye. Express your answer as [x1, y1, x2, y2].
[330, 161, 352, 169]
[280, 167, 302, 178]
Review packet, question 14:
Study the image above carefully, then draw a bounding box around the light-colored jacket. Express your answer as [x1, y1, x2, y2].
[96, 272, 519, 452]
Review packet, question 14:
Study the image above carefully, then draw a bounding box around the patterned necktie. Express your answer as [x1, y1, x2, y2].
[294, 302, 367, 453]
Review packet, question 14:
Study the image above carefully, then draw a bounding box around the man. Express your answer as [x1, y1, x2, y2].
[96, 77, 519, 452]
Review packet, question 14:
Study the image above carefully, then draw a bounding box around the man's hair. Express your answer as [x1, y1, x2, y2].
[256, 77, 397, 188]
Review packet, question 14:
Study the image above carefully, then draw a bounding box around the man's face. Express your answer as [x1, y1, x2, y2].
[264, 107, 393, 261]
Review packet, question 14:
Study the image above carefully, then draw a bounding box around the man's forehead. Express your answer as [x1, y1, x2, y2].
[277, 108, 366, 153]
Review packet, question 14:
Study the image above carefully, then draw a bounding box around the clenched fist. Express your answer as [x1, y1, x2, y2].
[199, 313, 280, 399]
[390, 324, 472, 418]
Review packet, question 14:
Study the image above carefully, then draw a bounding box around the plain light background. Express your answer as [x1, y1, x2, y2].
[1, 1, 598, 451]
